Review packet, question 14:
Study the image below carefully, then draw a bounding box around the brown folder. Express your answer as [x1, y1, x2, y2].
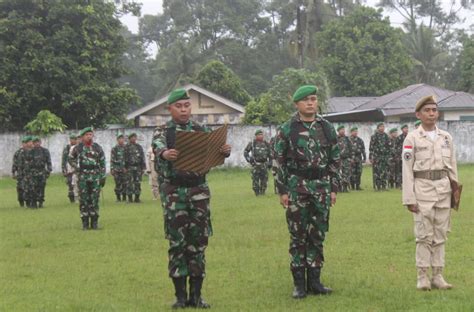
[174, 124, 228, 174]
[450, 179, 462, 211]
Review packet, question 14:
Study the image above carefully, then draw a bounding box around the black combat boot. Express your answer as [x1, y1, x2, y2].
[38, 202, 43, 208]
[307, 267, 332, 295]
[171, 277, 187, 309]
[81, 217, 89, 230]
[19, 200, 24, 207]
[90, 216, 99, 230]
[134, 194, 141, 203]
[31, 201, 38, 209]
[187, 276, 210, 308]
[356, 184, 362, 190]
[122, 194, 127, 201]
[128, 195, 133, 203]
[68, 194, 75, 203]
[116, 193, 121, 202]
[291, 268, 306, 299]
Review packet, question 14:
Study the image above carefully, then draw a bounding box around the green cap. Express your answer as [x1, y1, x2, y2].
[337, 125, 345, 131]
[32, 136, 40, 142]
[167, 88, 190, 105]
[401, 124, 408, 129]
[24, 135, 33, 142]
[79, 127, 93, 136]
[350, 126, 358, 132]
[377, 122, 384, 128]
[292, 85, 318, 102]
[389, 128, 398, 134]
[69, 134, 77, 139]
[414, 120, 421, 126]
[255, 129, 263, 136]
[21, 136, 29, 143]
[128, 132, 137, 139]
[117, 134, 124, 139]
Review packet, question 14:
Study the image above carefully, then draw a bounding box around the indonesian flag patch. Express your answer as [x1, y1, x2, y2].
[403, 145, 413, 161]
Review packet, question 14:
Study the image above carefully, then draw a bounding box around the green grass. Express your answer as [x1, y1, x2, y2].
[1, 165, 474, 311]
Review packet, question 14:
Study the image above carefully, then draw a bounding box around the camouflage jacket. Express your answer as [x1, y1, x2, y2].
[369, 132, 390, 160]
[152, 119, 211, 182]
[389, 137, 398, 160]
[12, 148, 25, 177]
[68, 142, 106, 177]
[274, 113, 341, 195]
[31, 147, 52, 174]
[349, 136, 366, 162]
[337, 135, 352, 159]
[394, 133, 407, 161]
[244, 139, 272, 165]
[110, 144, 126, 172]
[124, 143, 146, 170]
[62, 144, 71, 173]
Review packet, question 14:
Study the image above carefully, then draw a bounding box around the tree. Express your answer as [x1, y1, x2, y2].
[24, 110, 66, 137]
[457, 35, 474, 93]
[194, 60, 252, 105]
[0, 0, 139, 131]
[243, 68, 329, 125]
[317, 6, 412, 96]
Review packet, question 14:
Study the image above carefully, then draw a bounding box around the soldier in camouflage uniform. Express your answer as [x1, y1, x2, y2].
[152, 88, 231, 309]
[31, 137, 52, 208]
[349, 127, 366, 190]
[394, 124, 408, 188]
[336, 125, 352, 192]
[62, 134, 78, 203]
[124, 133, 146, 203]
[388, 128, 399, 188]
[111, 134, 127, 202]
[22, 137, 36, 208]
[369, 123, 391, 191]
[69, 127, 106, 230]
[270, 135, 279, 194]
[244, 130, 272, 196]
[274, 85, 340, 299]
[12, 137, 29, 207]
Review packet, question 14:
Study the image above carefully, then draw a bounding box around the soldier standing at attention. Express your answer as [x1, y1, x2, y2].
[31, 136, 52, 208]
[369, 123, 391, 191]
[394, 124, 409, 188]
[62, 134, 78, 203]
[336, 125, 352, 192]
[402, 95, 459, 291]
[349, 127, 366, 190]
[244, 130, 272, 196]
[12, 137, 29, 207]
[152, 88, 231, 309]
[69, 127, 106, 230]
[22, 136, 36, 208]
[274, 85, 340, 299]
[124, 133, 146, 203]
[388, 128, 399, 188]
[111, 134, 127, 202]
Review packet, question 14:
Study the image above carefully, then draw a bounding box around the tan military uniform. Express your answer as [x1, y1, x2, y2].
[146, 146, 159, 200]
[402, 126, 458, 269]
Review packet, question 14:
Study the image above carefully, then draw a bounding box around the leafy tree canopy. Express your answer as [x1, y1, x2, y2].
[24, 110, 66, 137]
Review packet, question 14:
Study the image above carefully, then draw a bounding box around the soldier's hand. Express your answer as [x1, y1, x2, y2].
[330, 192, 337, 206]
[407, 204, 419, 213]
[162, 149, 179, 161]
[220, 144, 231, 155]
[280, 194, 289, 209]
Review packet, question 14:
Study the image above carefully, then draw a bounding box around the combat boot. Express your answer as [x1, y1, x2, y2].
[116, 193, 121, 202]
[171, 277, 187, 309]
[68, 194, 75, 203]
[134, 194, 141, 203]
[19, 200, 24, 207]
[291, 268, 306, 299]
[307, 267, 332, 295]
[38, 202, 43, 208]
[81, 217, 89, 230]
[356, 184, 362, 190]
[431, 267, 453, 289]
[31, 201, 38, 209]
[417, 267, 431, 291]
[187, 276, 210, 308]
[90, 216, 99, 230]
[128, 195, 133, 203]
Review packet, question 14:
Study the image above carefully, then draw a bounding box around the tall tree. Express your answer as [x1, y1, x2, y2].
[317, 6, 412, 96]
[0, 0, 139, 131]
[457, 35, 474, 92]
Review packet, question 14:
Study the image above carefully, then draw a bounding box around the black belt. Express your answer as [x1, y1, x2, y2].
[288, 168, 327, 180]
[169, 175, 206, 187]
[80, 165, 99, 170]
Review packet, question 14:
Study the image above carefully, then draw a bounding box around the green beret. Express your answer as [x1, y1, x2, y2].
[255, 129, 263, 136]
[415, 95, 437, 112]
[292, 85, 318, 102]
[116, 134, 124, 139]
[79, 127, 93, 136]
[69, 134, 77, 139]
[21, 136, 29, 143]
[389, 128, 398, 134]
[414, 120, 421, 126]
[401, 124, 408, 129]
[24, 135, 33, 142]
[337, 125, 345, 131]
[350, 127, 358, 132]
[167, 88, 190, 105]
[128, 133, 137, 139]
[377, 122, 384, 128]
[32, 136, 40, 142]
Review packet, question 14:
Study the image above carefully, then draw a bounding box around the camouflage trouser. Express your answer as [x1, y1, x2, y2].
[251, 163, 268, 194]
[340, 158, 351, 189]
[16, 176, 24, 203]
[32, 172, 47, 203]
[78, 174, 101, 217]
[127, 167, 142, 196]
[388, 158, 397, 187]
[373, 157, 389, 189]
[113, 171, 128, 196]
[286, 191, 330, 271]
[350, 160, 363, 186]
[395, 159, 402, 187]
[160, 182, 212, 278]
[23, 175, 34, 204]
[66, 175, 74, 199]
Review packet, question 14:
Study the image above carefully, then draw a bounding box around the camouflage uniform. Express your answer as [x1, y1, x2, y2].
[31, 146, 52, 206]
[394, 132, 407, 188]
[244, 139, 272, 195]
[62, 144, 76, 202]
[111, 144, 127, 200]
[274, 113, 340, 273]
[12, 147, 26, 206]
[388, 136, 398, 188]
[337, 134, 352, 192]
[124, 142, 146, 200]
[369, 131, 391, 190]
[349, 135, 366, 189]
[152, 119, 213, 279]
[22, 148, 36, 207]
[69, 142, 106, 219]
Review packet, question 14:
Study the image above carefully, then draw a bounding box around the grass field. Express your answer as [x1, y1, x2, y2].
[1, 166, 474, 311]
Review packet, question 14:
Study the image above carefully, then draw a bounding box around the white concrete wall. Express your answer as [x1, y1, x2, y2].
[1, 121, 473, 176]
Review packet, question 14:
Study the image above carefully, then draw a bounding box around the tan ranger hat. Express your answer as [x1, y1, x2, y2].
[415, 95, 437, 112]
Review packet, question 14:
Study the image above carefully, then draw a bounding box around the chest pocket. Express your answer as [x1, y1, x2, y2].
[441, 148, 451, 168]
[414, 147, 431, 171]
